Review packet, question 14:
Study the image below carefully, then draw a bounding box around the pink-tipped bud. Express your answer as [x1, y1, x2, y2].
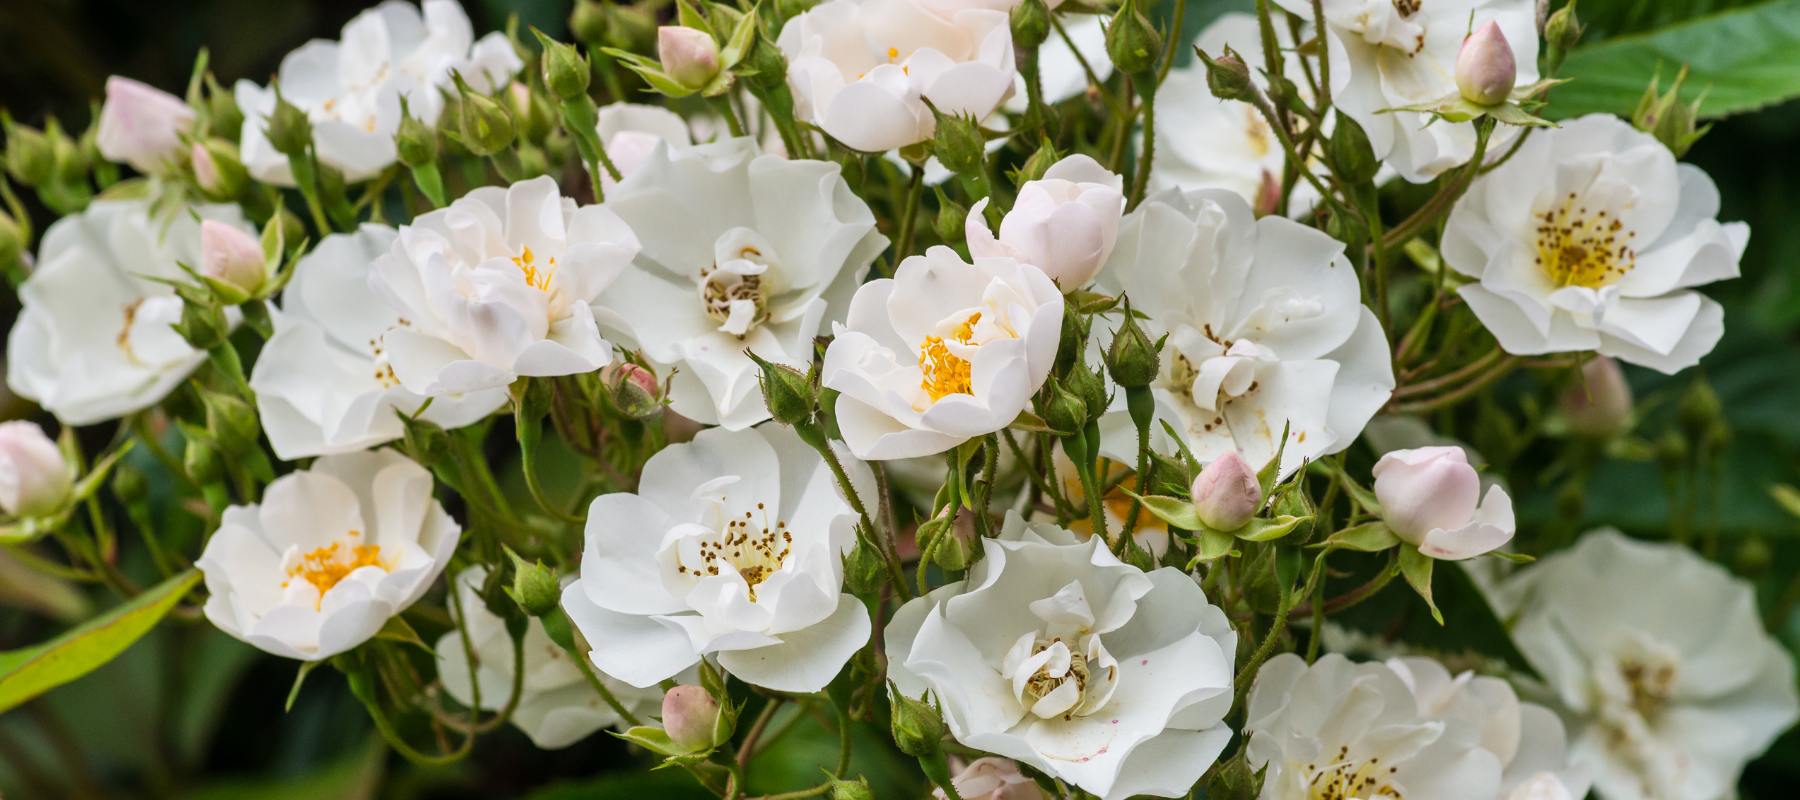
[659, 26, 721, 91]
[1455, 21, 1516, 106]
[96, 76, 196, 174]
[607, 362, 664, 419]
[1562, 356, 1632, 438]
[0, 421, 71, 518]
[199, 219, 266, 296]
[1191, 450, 1262, 531]
[662, 685, 721, 752]
[1372, 446, 1480, 545]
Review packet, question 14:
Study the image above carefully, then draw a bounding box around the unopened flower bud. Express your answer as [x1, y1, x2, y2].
[1191, 450, 1262, 531]
[200, 219, 265, 297]
[534, 29, 593, 100]
[205, 75, 243, 142]
[191, 139, 247, 200]
[0, 421, 71, 518]
[933, 186, 966, 243]
[1562, 356, 1632, 438]
[452, 72, 516, 157]
[659, 26, 721, 91]
[396, 411, 451, 468]
[608, 362, 664, 419]
[96, 76, 196, 174]
[888, 686, 944, 757]
[1632, 65, 1709, 158]
[740, 29, 789, 92]
[1735, 536, 1772, 579]
[396, 97, 438, 167]
[747, 351, 816, 426]
[1196, 46, 1253, 102]
[202, 391, 262, 457]
[1544, 0, 1582, 52]
[570, 0, 610, 45]
[1105, 0, 1162, 78]
[265, 89, 314, 158]
[1066, 359, 1108, 421]
[1455, 22, 1516, 106]
[932, 509, 978, 571]
[1011, 0, 1051, 50]
[662, 685, 725, 753]
[1328, 113, 1379, 186]
[184, 437, 222, 485]
[1372, 446, 1478, 546]
[842, 537, 887, 595]
[503, 548, 561, 617]
[1677, 378, 1721, 446]
[831, 775, 875, 800]
[111, 461, 148, 505]
[930, 108, 985, 174]
[3, 116, 53, 186]
[1105, 298, 1160, 388]
[1011, 136, 1059, 188]
[1041, 379, 1088, 434]
[176, 298, 228, 350]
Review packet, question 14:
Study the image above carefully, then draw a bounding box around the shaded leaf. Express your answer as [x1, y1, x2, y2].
[1397, 545, 1442, 625]
[1121, 490, 1202, 530]
[1236, 515, 1310, 542]
[0, 569, 200, 715]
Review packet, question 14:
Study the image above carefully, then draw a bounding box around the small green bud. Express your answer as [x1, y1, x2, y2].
[1196, 46, 1254, 102]
[1631, 65, 1710, 158]
[1041, 378, 1088, 435]
[1055, 302, 1086, 374]
[1010, 0, 1051, 50]
[746, 350, 816, 426]
[929, 107, 985, 174]
[396, 410, 452, 468]
[111, 462, 148, 505]
[1011, 136, 1059, 188]
[1544, 0, 1582, 52]
[570, 0, 610, 46]
[1677, 378, 1721, 445]
[503, 547, 561, 618]
[184, 437, 222, 485]
[1736, 536, 1772, 578]
[452, 72, 516, 157]
[1207, 751, 1267, 800]
[1105, 0, 1162, 78]
[534, 29, 593, 100]
[933, 513, 977, 572]
[1654, 429, 1688, 474]
[191, 138, 248, 201]
[274, 205, 306, 251]
[202, 391, 261, 457]
[842, 536, 887, 596]
[506, 83, 556, 146]
[205, 74, 243, 142]
[3, 116, 53, 186]
[829, 775, 874, 800]
[607, 362, 665, 420]
[395, 97, 438, 167]
[740, 29, 789, 92]
[932, 185, 966, 243]
[1105, 297, 1160, 388]
[1066, 359, 1108, 421]
[887, 685, 944, 757]
[1325, 206, 1367, 252]
[176, 299, 228, 350]
[1328, 113, 1380, 185]
[608, 5, 658, 52]
[265, 89, 314, 157]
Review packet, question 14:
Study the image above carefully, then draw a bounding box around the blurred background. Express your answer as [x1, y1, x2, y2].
[2, 0, 1800, 797]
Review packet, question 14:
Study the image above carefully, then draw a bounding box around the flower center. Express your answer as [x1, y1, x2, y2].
[1302, 746, 1403, 800]
[281, 532, 386, 597]
[1022, 638, 1091, 705]
[1535, 191, 1636, 289]
[675, 506, 792, 601]
[919, 312, 980, 402]
[1392, 0, 1420, 18]
[1616, 650, 1680, 721]
[513, 245, 560, 293]
[701, 233, 778, 337]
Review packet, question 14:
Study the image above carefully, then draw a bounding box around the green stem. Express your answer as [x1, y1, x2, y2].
[895, 163, 925, 263]
[711, 95, 747, 138]
[1127, 79, 1155, 211]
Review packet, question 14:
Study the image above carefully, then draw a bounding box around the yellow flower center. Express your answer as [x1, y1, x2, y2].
[674, 506, 793, 601]
[513, 245, 559, 292]
[283, 534, 385, 596]
[919, 312, 980, 402]
[1535, 192, 1636, 289]
[1303, 746, 1403, 800]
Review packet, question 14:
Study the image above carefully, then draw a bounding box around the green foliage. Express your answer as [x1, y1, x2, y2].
[0, 569, 199, 715]
[1551, 0, 1800, 119]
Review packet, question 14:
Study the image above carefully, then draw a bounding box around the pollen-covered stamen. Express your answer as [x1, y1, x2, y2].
[280, 531, 387, 597]
[512, 245, 561, 293]
[699, 264, 769, 335]
[1620, 653, 1679, 719]
[674, 503, 793, 601]
[1302, 746, 1403, 800]
[1023, 638, 1091, 702]
[1535, 191, 1636, 289]
[919, 312, 980, 402]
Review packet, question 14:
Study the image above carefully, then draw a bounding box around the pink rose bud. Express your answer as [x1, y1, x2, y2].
[200, 219, 266, 296]
[936, 757, 1039, 800]
[96, 76, 197, 174]
[661, 684, 721, 752]
[1191, 449, 1262, 531]
[1455, 21, 1516, 106]
[1562, 356, 1632, 438]
[1372, 446, 1480, 545]
[0, 421, 72, 518]
[659, 26, 721, 91]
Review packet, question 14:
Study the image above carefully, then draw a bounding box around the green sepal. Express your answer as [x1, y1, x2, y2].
[1236, 515, 1309, 542]
[1398, 544, 1443, 625]
[1315, 521, 1401, 552]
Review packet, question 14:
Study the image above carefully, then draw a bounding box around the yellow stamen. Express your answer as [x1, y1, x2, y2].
[887, 47, 899, 61]
[285, 537, 384, 595]
[513, 245, 559, 292]
[920, 312, 980, 402]
[1535, 192, 1635, 289]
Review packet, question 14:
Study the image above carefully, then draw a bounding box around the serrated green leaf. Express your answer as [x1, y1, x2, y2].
[0, 569, 200, 715]
[1185, 528, 1238, 568]
[1319, 521, 1401, 552]
[1398, 545, 1443, 625]
[1550, 0, 1800, 120]
[1160, 420, 1201, 475]
[1121, 489, 1202, 530]
[1236, 515, 1309, 542]
[373, 615, 431, 653]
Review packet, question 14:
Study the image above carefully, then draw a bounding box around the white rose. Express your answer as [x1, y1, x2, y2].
[822, 246, 1062, 460]
[887, 512, 1237, 800]
[1093, 188, 1393, 477]
[1491, 530, 1800, 800]
[560, 426, 872, 693]
[197, 450, 457, 660]
[435, 566, 668, 749]
[968, 154, 1123, 290]
[595, 102, 694, 196]
[1273, 0, 1540, 182]
[1387, 656, 1592, 799]
[234, 0, 522, 185]
[595, 139, 886, 429]
[1246, 653, 1504, 800]
[251, 225, 508, 459]
[1442, 114, 1746, 374]
[6, 200, 249, 426]
[96, 76, 196, 174]
[779, 0, 1015, 153]
[368, 175, 640, 396]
